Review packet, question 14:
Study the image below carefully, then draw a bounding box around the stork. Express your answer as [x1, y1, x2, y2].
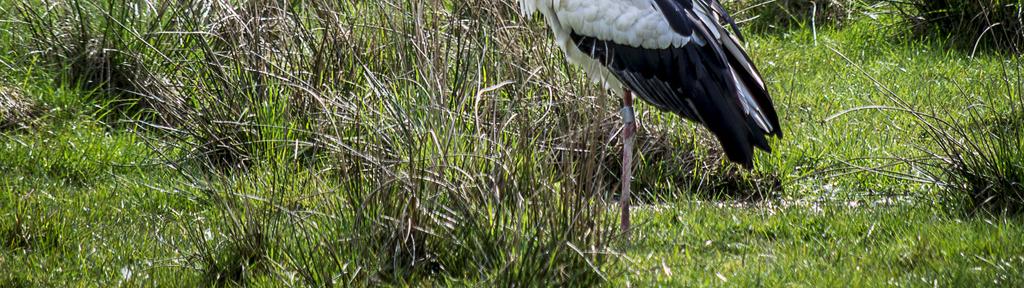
[519, 0, 782, 237]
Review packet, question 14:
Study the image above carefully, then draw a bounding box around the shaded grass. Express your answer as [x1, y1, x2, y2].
[726, 0, 884, 32]
[9, 0, 182, 122]
[898, 0, 1024, 54]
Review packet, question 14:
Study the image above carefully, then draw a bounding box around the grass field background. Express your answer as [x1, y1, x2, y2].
[1, 0, 1022, 286]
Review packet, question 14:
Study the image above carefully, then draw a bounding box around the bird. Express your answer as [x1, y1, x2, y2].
[518, 0, 782, 237]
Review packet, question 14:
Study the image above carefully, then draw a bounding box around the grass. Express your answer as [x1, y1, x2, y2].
[623, 202, 1024, 286]
[1, 0, 1022, 286]
[725, 0, 883, 32]
[900, 0, 1024, 53]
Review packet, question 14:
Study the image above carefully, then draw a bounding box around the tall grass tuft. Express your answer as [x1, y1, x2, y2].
[871, 59, 1021, 215]
[832, 48, 1022, 215]
[12, 0, 183, 121]
[922, 65, 1024, 215]
[899, 0, 1023, 53]
[726, 0, 881, 32]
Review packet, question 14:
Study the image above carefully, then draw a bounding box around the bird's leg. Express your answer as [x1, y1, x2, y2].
[620, 89, 636, 239]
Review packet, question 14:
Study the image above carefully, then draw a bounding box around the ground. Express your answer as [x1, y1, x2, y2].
[0, 1, 1022, 286]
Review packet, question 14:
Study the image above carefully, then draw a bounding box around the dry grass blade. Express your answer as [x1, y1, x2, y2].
[0, 85, 39, 131]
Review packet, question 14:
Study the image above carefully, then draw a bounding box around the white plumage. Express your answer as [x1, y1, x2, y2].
[521, 0, 775, 133]
[522, 0, 691, 91]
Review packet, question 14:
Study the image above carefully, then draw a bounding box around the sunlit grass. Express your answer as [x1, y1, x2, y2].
[0, 0, 1022, 286]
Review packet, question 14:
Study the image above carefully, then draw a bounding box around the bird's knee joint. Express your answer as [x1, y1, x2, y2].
[620, 106, 635, 125]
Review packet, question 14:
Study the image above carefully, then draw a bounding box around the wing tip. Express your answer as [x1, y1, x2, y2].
[723, 147, 755, 169]
[721, 124, 780, 170]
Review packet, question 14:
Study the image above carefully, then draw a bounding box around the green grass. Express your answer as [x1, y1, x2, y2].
[623, 202, 1024, 286]
[1, 0, 1023, 286]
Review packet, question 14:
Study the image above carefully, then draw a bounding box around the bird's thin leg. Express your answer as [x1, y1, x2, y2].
[620, 89, 636, 239]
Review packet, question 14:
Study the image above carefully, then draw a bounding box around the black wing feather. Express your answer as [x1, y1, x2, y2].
[569, 0, 780, 167]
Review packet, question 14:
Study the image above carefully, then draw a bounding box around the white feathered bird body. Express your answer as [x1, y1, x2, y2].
[521, 0, 782, 167]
